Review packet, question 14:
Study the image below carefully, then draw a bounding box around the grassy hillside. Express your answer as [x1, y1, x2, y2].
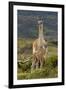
[17, 38, 58, 80]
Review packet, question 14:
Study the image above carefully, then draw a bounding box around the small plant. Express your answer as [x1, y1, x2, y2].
[45, 54, 58, 68]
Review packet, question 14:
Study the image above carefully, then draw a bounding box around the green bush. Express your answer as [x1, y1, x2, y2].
[17, 55, 32, 72]
[48, 67, 58, 78]
[45, 55, 58, 68]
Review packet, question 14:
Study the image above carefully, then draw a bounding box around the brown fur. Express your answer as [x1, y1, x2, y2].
[31, 38, 48, 70]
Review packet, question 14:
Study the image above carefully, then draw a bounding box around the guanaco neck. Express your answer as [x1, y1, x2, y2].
[38, 21, 44, 41]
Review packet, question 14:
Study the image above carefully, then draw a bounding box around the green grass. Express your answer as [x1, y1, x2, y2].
[17, 38, 58, 80]
[17, 67, 58, 80]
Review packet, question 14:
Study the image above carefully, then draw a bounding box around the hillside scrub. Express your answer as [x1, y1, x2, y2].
[17, 38, 58, 79]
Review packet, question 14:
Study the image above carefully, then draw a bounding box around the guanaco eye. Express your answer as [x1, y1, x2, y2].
[44, 45, 47, 48]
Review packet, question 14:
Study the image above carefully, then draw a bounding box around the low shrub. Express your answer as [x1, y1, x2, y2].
[45, 54, 58, 68]
[17, 55, 32, 72]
